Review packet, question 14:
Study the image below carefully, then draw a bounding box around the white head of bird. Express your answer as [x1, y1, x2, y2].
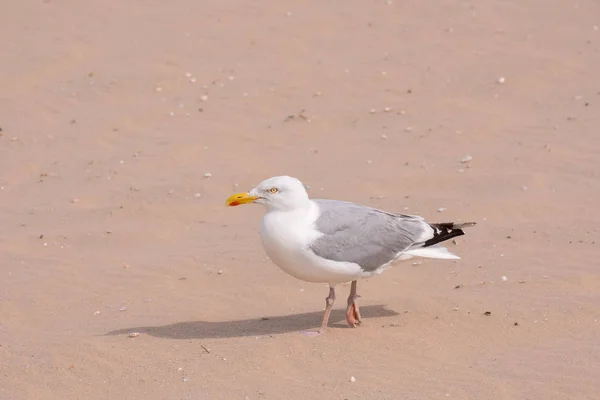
[225, 175, 309, 211]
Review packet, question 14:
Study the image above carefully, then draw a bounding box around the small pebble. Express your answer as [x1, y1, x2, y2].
[217, 270, 223, 275]
[369, 109, 377, 114]
[381, 134, 388, 139]
[128, 332, 140, 338]
[183, 377, 189, 382]
[203, 173, 212, 178]
[194, 193, 202, 198]
[461, 155, 473, 163]
[484, 311, 492, 316]
[383, 107, 392, 112]
[438, 207, 446, 212]
[501, 276, 508, 282]
[497, 76, 506, 84]
[93, 311, 101, 315]
[119, 306, 127, 312]
[350, 376, 356, 383]
[404, 126, 413, 132]
[200, 95, 208, 102]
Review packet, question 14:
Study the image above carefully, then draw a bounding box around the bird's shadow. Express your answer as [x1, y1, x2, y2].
[104, 305, 399, 340]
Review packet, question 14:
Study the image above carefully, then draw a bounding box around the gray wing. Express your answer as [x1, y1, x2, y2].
[309, 199, 431, 271]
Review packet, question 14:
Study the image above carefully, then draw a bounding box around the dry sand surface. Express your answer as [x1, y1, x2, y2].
[1, 1, 600, 399]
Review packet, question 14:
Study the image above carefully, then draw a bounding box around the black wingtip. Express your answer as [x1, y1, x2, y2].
[423, 222, 474, 247]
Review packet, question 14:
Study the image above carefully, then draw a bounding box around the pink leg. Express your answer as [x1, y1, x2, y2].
[301, 286, 335, 337]
[320, 286, 336, 332]
[346, 280, 362, 328]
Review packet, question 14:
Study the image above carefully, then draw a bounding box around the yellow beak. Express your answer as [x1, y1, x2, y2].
[225, 192, 259, 207]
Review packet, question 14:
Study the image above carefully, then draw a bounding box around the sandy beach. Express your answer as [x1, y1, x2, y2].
[1, 1, 599, 399]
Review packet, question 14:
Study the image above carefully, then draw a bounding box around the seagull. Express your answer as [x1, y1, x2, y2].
[225, 176, 475, 334]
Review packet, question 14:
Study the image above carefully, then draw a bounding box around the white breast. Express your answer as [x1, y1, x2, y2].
[259, 201, 364, 284]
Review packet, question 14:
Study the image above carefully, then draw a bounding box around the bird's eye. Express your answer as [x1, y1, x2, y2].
[268, 187, 279, 194]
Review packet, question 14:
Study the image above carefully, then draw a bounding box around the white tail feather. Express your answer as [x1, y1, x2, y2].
[404, 245, 460, 260]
